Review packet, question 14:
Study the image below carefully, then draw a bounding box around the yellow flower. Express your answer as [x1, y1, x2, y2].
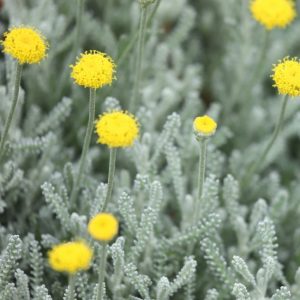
[250, 0, 296, 30]
[272, 57, 300, 97]
[48, 241, 93, 274]
[95, 111, 139, 148]
[193, 115, 217, 137]
[1, 26, 48, 64]
[88, 213, 119, 242]
[70, 50, 116, 89]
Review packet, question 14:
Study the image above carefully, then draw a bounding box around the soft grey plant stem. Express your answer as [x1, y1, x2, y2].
[74, 0, 85, 55]
[104, 0, 114, 23]
[117, 0, 161, 66]
[102, 147, 117, 211]
[193, 138, 207, 223]
[0, 63, 23, 162]
[54, 0, 84, 102]
[129, 5, 149, 111]
[96, 243, 108, 300]
[67, 274, 76, 300]
[70, 88, 96, 204]
[242, 94, 289, 188]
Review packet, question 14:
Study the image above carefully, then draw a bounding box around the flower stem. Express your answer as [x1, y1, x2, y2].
[70, 88, 96, 205]
[0, 63, 23, 163]
[74, 0, 85, 55]
[102, 147, 117, 212]
[117, 0, 161, 66]
[96, 243, 108, 300]
[129, 4, 149, 111]
[104, 0, 114, 24]
[242, 94, 289, 188]
[67, 274, 76, 300]
[193, 138, 207, 224]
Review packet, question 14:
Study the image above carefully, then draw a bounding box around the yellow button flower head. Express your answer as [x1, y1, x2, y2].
[88, 213, 119, 242]
[272, 57, 300, 97]
[1, 26, 48, 64]
[70, 50, 116, 89]
[95, 111, 139, 148]
[193, 115, 217, 138]
[250, 0, 296, 30]
[48, 241, 93, 274]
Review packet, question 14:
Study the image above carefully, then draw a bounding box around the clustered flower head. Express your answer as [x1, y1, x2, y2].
[48, 241, 93, 274]
[1, 26, 48, 64]
[193, 115, 217, 138]
[272, 57, 300, 97]
[95, 111, 139, 148]
[88, 213, 119, 242]
[250, 0, 296, 30]
[70, 50, 116, 89]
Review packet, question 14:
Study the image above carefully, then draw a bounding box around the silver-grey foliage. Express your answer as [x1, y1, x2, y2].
[0, 0, 300, 299]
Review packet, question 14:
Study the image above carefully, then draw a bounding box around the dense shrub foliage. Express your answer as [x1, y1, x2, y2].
[0, 0, 300, 299]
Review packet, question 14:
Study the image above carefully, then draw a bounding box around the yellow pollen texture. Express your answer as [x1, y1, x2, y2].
[1, 26, 48, 64]
[88, 213, 119, 242]
[70, 50, 116, 89]
[48, 241, 93, 274]
[95, 111, 139, 148]
[250, 0, 296, 30]
[193, 115, 217, 136]
[272, 57, 300, 97]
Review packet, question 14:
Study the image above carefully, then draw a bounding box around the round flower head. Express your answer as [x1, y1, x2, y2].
[1, 26, 48, 64]
[272, 57, 300, 97]
[95, 111, 139, 148]
[88, 213, 119, 242]
[250, 0, 296, 30]
[70, 50, 116, 89]
[48, 241, 93, 274]
[193, 115, 217, 138]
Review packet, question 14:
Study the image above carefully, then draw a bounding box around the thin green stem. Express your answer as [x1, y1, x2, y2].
[193, 138, 207, 224]
[96, 243, 108, 300]
[67, 274, 76, 300]
[102, 147, 117, 212]
[0, 63, 23, 162]
[117, 0, 161, 67]
[242, 94, 289, 188]
[54, 0, 85, 102]
[70, 89, 96, 204]
[104, 0, 114, 24]
[74, 0, 85, 55]
[129, 5, 149, 111]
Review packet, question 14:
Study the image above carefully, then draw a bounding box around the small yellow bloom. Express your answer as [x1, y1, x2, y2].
[88, 213, 119, 242]
[70, 50, 116, 89]
[95, 111, 139, 148]
[250, 0, 296, 30]
[1, 26, 48, 64]
[272, 57, 300, 97]
[48, 241, 93, 274]
[193, 115, 217, 137]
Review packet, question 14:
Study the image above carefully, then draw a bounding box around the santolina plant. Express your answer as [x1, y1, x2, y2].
[48, 241, 93, 299]
[0, 26, 48, 161]
[69, 50, 116, 204]
[88, 213, 119, 300]
[250, 0, 296, 30]
[1, 0, 300, 300]
[95, 111, 139, 211]
[242, 57, 300, 187]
